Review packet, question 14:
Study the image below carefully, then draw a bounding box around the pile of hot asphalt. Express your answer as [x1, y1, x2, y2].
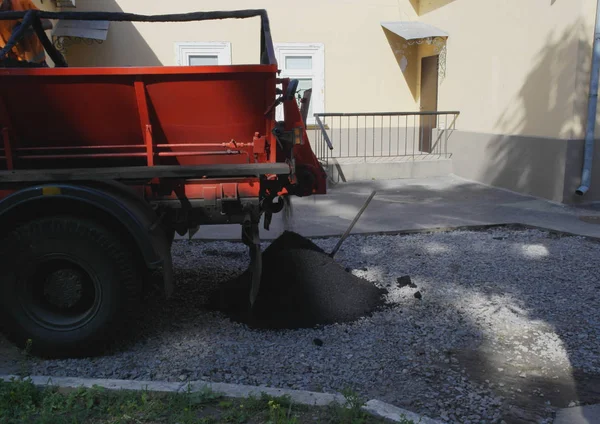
[209, 231, 387, 329]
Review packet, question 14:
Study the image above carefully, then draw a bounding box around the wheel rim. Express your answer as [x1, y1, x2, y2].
[18, 255, 102, 331]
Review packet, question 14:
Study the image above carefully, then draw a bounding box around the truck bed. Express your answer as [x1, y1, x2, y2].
[0, 64, 279, 172]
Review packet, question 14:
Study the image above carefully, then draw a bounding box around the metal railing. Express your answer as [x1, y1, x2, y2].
[311, 111, 460, 165]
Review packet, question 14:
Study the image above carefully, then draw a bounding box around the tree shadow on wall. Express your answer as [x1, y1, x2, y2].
[484, 19, 597, 204]
[60, 0, 161, 67]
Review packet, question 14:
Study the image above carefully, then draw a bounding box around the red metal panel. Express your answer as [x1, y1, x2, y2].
[253, 134, 266, 153]
[282, 79, 327, 195]
[221, 183, 238, 200]
[263, 74, 277, 164]
[143, 72, 271, 166]
[15, 145, 145, 151]
[0, 95, 15, 170]
[0, 63, 326, 202]
[203, 186, 217, 206]
[134, 80, 154, 166]
[0, 65, 278, 170]
[2, 128, 13, 170]
[143, 179, 260, 201]
[0, 76, 143, 151]
[19, 153, 147, 160]
[0, 65, 278, 77]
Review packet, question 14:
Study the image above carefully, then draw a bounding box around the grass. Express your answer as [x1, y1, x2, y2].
[0, 377, 417, 423]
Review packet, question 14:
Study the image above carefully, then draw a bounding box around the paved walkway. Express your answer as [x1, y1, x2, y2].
[555, 404, 600, 424]
[193, 175, 600, 241]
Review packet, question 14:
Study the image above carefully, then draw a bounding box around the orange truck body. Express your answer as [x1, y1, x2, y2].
[0, 9, 327, 357]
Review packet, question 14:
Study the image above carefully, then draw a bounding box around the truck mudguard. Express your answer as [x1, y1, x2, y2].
[0, 182, 174, 297]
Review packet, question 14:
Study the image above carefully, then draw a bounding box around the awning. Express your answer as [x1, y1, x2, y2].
[381, 21, 448, 78]
[380, 21, 448, 41]
[52, 20, 110, 41]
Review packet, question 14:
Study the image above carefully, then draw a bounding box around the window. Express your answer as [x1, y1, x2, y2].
[189, 55, 219, 66]
[175, 42, 231, 66]
[274, 43, 324, 125]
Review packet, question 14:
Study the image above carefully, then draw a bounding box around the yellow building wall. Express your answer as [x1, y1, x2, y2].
[62, 0, 421, 115]
[419, 0, 586, 140]
[57, 0, 596, 141]
[579, 0, 600, 139]
[31, 0, 56, 10]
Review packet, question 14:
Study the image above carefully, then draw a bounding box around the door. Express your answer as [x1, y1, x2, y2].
[419, 55, 439, 153]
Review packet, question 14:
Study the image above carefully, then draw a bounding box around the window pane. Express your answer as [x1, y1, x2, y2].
[297, 78, 313, 118]
[285, 56, 312, 70]
[189, 55, 219, 66]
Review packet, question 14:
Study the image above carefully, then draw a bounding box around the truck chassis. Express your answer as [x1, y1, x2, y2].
[0, 9, 327, 358]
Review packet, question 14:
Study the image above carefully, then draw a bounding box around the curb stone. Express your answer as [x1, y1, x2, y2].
[0, 374, 443, 423]
[364, 399, 442, 424]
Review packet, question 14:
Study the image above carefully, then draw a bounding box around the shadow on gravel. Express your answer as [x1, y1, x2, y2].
[405, 229, 600, 423]
[316, 224, 600, 423]
[453, 13, 600, 421]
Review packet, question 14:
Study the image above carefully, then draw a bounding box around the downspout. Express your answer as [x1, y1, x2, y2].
[576, 0, 600, 195]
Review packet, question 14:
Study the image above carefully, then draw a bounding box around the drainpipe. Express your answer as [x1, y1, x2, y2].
[576, 0, 600, 196]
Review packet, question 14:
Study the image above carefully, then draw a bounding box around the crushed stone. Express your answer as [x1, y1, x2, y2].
[10, 227, 600, 424]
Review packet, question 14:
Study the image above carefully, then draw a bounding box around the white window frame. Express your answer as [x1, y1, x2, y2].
[274, 43, 324, 126]
[174, 42, 232, 66]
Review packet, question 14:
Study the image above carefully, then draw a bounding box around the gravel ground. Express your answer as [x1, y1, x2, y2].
[16, 227, 600, 423]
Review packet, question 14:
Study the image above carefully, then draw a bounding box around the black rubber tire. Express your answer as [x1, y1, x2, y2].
[0, 216, 142, 358]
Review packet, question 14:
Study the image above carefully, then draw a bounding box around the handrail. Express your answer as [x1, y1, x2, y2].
[312, 110, 460, 161]
[314, 111, 460, 117]
[315, 115, 334, 151]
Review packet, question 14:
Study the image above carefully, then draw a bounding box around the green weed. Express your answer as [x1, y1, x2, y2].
[0, 378, 396, 423]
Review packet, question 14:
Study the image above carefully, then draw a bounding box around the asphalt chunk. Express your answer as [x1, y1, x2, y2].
[397, 275, 417, 289]
[263, 230, 325, 255]
[209, 231, 387, 329]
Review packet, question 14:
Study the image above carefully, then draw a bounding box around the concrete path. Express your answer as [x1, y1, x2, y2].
[554, 404, 600, 424]
[192, 175, 600, 241]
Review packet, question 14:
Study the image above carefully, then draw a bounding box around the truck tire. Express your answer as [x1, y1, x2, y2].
[0, 215, 142, 358]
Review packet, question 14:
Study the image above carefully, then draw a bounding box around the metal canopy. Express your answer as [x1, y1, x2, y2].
[52, 20, 110, 41]
[381, 21, 448, 41]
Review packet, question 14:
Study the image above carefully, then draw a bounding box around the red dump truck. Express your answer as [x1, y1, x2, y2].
[0, 9, 328, 358]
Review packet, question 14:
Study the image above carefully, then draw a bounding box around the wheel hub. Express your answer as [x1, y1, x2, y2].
[20, 257, 101, 331]
[43, 268, 85, 309]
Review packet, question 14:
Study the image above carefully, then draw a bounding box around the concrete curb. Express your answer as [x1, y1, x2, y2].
[0, 374, 443, 424]
[364, 399, 441, 423]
